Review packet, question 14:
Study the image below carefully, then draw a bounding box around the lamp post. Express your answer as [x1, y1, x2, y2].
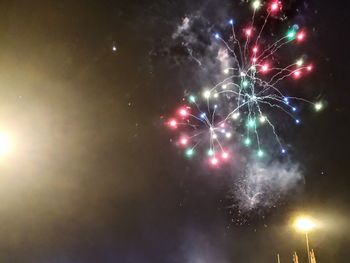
[294, 216, 316, 263]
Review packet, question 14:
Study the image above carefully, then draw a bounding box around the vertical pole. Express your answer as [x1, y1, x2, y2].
[306, 232, 311, 263]
[277, 253, 281, 263]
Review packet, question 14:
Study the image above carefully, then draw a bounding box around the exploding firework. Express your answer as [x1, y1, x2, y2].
[166, 1, 323, 168]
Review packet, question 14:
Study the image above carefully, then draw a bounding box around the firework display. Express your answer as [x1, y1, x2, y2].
[166, 1, 322, 167]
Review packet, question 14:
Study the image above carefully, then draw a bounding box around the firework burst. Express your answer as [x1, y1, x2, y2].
[166, 1, 323, 168]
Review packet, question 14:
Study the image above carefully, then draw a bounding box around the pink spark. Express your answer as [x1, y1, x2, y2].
[221, 152, 229, 160]
[245, 28, 253, 37]
[296, 31, 306, 42]
[178, 107, 189, 117]
[179, 136, 189, 146]
[293, 70, 302, 78]
[261, 63, 270, 73]
[210, 157, 219, 166]
[269, 1, 281, 12]
[168, 119, 178, 129]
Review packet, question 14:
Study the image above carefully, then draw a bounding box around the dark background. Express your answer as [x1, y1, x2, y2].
[0, 0, 348, 262]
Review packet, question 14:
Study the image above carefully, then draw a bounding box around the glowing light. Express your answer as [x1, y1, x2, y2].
[314, 102, 323, 111]
[296, 31, 305, 42]
[179, 136, 189, 146]
[203, 90, 211, 99]
[112, 45, 117, 52]
[281, 148, 286, 154]
[307, 64, 313, 71]
[269, 1, 281, 12]
[225, 132, 232, 138]
[253, 46, 258, 53]
[207, 149, 214, 156]
[295, 119, 301, 124]
[294, 216, 316, 232]
[287, 30, 296, 40]
[213, 93, 219, 98]
[259, 116, 267, 123]
[0, 132, 13, 157]
[215, 33, 220, 39]
[189, 95, 196, 103]
[168, 119, 178, 129]
[240, 72, 246, 77]
[257, 149, 264, 157]
[185, 148, 195, 157]
[242, 80, 249, 87]
[292, 107, 297, 112]
[261, 63, 269, 72]
[247, 119, 256, 128]
[222, 84, 227, 89]
[252, 0, 261, 10]
[232, 112, 240, 120]
[252, 57, 257, 63]
[210, 157, 219, 166]
[178, 107, 189, 117]
[244, 138, 251, 146]
[245, 28, 253, 37]
[212, 133, 218, 139]
[223, 68, 229, 74]
[293, 70, 301, 78]
[229, 19, 234, 25]
[221, 152, 229, 160]
[296, 59, 304, 67]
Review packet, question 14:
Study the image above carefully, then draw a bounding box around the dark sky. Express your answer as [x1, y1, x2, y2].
[0, 0, 348, 262]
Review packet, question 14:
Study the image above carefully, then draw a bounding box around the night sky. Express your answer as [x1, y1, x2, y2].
[0, 0, 348, 262]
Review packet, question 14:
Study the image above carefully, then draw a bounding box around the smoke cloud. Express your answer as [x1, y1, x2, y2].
[230, 161, 304, 211]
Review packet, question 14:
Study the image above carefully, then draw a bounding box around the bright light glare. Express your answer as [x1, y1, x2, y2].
[222, 152, 229, 159]
[261, 63, 269, 72]
[296, 59, 304, 67]
[294, 216, 316, 232]
[252, 0, 261, 9]
[259, 116, 267, 123]
[314, 102, 323, 112]
[210, 157, 219, 166]
[245, 28, 253, 37]
[203, 90, 211, 99]
[232, 112, 240, 120]
[0, 132, 13, 157]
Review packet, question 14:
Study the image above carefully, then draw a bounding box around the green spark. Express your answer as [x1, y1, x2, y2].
[244, 138, 252, 146]
[207, 149, 214, 156]
[185, 148, 194, 158]
[189, 95, 196, 103]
